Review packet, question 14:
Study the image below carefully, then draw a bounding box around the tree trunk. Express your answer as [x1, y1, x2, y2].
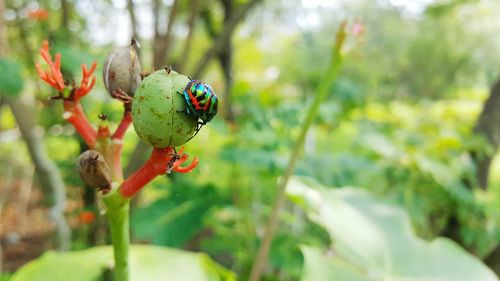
[217, 0, 236, 123]
[471, 78, 500, 276]
[485, 247, 500, 276]
[4, 97, 71, 251]
[0, 155, 15, 273]
[439, 78, 500, 276]
[472, 79, 500, 189]
[16, 167, 34, 232]
[60, 0, 70, 30]
[218, 45, 235, 123]
[176, 0, 201, 73]
[127, 0, 139, 41]
[0, 0, 6, 55]
[192, 0, 261, 78]
[153, 0, 180, 70]
[198, 0, 261, 122]
[0, 0, 70, 251]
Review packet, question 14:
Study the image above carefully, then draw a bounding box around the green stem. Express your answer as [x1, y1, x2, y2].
[102, 189, 131, 281]
[249, 22, 348, 281]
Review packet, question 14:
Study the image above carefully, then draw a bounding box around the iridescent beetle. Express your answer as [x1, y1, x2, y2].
[178, 79, 218, 136]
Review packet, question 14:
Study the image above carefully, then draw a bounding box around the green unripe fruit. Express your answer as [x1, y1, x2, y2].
[132, 69, 197, 147]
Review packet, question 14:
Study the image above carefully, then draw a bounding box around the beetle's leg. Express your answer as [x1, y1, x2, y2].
[176, 107, 193, 114]
[185, 121, 205, 143]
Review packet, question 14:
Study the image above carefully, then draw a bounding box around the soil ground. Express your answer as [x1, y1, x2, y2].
[0, 181, 83, 273]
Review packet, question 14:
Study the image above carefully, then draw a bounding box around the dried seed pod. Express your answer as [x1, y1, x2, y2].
[76, 150, 112, 192]
[132, 68, 198, 147]
[103, 39, 141, 97]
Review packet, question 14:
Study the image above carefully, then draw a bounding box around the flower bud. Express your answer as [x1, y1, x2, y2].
[102, 39, 141, 97]
[76, 150, 112, 191]
[132, 68, 197, 147]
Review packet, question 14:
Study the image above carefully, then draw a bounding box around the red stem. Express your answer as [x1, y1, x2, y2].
[120, 147, 174, 197]
[111, 141, 124, 181]
[98, 124, 111, 139]
[112, 111, 132, 140]
[63, 101, 97, 147]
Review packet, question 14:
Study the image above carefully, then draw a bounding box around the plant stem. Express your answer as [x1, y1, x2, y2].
[110, 141, 125, 181]
[112, 110, 133, 140]
[63, 101, 97, 147]
[103, 189, 131, 281]
[249, 22, 348, 281]
[101, 147, 180, 280]
[120, 147, 174, 197]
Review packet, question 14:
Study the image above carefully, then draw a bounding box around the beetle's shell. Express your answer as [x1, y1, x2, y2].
[182, 80, 218, 123]
[103, 43, 141, 97]
[132, 69, 197, 147]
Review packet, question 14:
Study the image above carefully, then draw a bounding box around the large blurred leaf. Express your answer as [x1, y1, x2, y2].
[301, 246, 366, 281]
[0, 58, 24, 97]
[287, 177, 498, 281]
[132, 182, 222, 247]
[12, 245, 235, 281]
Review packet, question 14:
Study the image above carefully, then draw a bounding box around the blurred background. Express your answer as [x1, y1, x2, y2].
[1, 0, 500, 280]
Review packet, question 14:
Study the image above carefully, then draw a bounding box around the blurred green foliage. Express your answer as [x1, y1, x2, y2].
[0, 58, 24, 97]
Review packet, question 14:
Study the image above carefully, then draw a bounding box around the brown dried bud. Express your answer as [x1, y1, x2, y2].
[103, 39, 141, 97]
[76, 150, 112, 192]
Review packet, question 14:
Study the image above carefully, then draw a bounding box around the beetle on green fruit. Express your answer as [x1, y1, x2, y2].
[131, 68, 198, 148]
[179, 80, 218, 125]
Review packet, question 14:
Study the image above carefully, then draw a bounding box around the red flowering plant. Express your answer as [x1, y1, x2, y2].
[27, 7, 49, 21]
[35, 40, 210, 281]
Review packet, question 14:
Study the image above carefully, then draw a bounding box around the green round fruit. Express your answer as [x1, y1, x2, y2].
[132, 69, 197, 147]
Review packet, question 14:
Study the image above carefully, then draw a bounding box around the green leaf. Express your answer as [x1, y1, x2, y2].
[414, 154, 473, 202]
[12, 245, 235, 281]
[0, 58, 24, 97]
[131, 183, 221, 247]
[287, 176, 499, 281]
[301, 246, 367, 281]
[358, 131, 400, 159]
